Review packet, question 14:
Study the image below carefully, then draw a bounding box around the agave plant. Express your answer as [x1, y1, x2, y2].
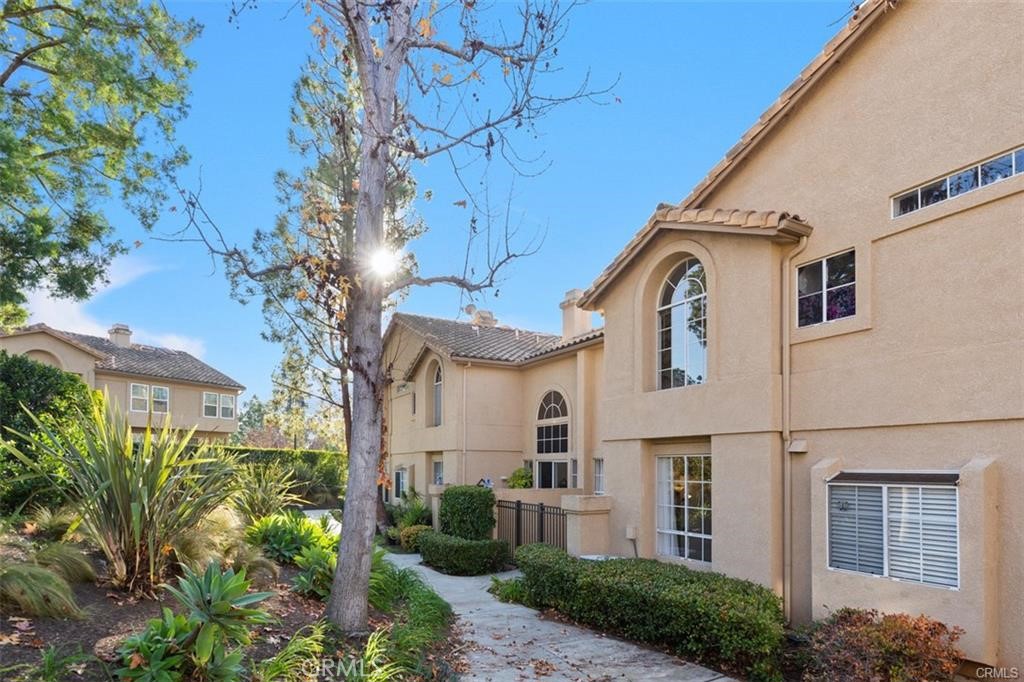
[162, 562, 274, 652]
[1, 395, 240, 594]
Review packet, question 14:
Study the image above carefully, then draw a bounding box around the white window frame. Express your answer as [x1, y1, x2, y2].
[570, 458, 578, 488]
[130, 383, 149, 412]
[202, 392, 219, 418]
[796, 249, 856, 328]
[656, 454, 712, 563]
[892, 145, 1024, 218]
[432, 459, 443, 485]
[535, 460, 569, 489]
[593, 458, 605, 495]
[656, 258, 708, 390]
[394, 468, 407, 499]
[536, 390, 570, 455]
[219, 393, 236, 419]
[826, 481, 960, 590]
[150, 385, 169, 413]
[431, 365, 443, 427]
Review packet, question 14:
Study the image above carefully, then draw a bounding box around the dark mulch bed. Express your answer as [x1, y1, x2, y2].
[1, 556, 465, 681]
[0, 564, 324, 681]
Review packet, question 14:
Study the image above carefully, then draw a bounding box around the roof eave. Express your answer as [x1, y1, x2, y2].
[1, 326, 107, 360]
[680, 0, 898, 208]
[578, 217, 813, 309]
[92, 367, 245, 391]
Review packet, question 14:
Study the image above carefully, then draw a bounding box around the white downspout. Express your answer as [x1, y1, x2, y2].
[782, 235, 808, 624]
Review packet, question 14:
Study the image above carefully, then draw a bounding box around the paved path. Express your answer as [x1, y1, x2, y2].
[386, 553, 735, 682]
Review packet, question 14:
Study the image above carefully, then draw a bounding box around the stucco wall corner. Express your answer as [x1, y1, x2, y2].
[957, 457, 999, 665]
[809, 457, 843, 616]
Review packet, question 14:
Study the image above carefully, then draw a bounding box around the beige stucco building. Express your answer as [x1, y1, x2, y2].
[0, 324, 244, 440]
[384, 0, 1022, 668]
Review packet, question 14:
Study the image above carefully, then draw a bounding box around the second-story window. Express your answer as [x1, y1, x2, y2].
[220, 394, 235, 419]
[431, 364, 443, 427]
[657, 258, 707, 389]
[797, 250, 856, 327]
[203, 392, 219, 418]
[536, 390, 568, 454]
[130, 383, 149, 412]
[151, 386, 169, 413]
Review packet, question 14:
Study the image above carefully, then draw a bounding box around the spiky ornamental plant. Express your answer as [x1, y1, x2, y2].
[1, 395, 239, 594]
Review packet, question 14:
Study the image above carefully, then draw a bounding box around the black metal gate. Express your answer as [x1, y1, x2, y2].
[496, 500, 567, 551]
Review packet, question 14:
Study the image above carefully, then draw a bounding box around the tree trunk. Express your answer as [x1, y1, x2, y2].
[324, 0, 413, 633]
[325, 84, 390, 634]
[325, 286, 383, 632]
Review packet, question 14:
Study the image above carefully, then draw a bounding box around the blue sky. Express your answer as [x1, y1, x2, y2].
[27, 0, 851, 400]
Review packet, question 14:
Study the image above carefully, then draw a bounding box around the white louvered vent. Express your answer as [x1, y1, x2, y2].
[828, 481, 958, 589]
[828, 485, 883, 575]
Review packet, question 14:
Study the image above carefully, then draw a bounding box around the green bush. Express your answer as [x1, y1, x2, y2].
[2, 397, 239, 594]
[417, 530, 509, 576]
[292, 545, 336, 600]
[118, 563, 273, 681]
[0, 351, 92, 513]
[232, 462, 308, 524]
[507, 466, 532, 489]
[515, 544, 785, 681]
[365, 558, 453, 674]
[488, 576, 534, 606]
[0, 559, 82, 618]
[798, 608, 964, 682]
[245, 511, 337, 564]
[395, 492, 431, 530]
[438, 485, 495, 540]
[399, 524, 430, 552]
[218, 446, 346, 506]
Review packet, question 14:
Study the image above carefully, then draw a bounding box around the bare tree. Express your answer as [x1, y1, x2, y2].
[178, 0, 607, 634]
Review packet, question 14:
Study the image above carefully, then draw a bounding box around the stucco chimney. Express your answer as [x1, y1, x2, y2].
[560, 289, 591, 341]
[108, 323, 132, 348]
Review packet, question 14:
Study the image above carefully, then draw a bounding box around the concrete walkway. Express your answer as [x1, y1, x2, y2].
[386, 553, 735, 682]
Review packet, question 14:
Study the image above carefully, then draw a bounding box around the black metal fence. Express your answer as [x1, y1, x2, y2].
[496, 499, 567, 551]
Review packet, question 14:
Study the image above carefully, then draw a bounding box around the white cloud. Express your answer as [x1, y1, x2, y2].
[24, 255, 208, 358]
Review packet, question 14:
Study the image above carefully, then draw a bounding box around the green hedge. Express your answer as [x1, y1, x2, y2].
[0, 351, 93, 512]
[218, 446, 346, 506]
[418, 531, 509, 576]
[515, 544, 785, 681]
[438, 485, 495, 540]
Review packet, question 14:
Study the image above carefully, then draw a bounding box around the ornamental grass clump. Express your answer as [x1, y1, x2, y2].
[2, 396, 239, 595]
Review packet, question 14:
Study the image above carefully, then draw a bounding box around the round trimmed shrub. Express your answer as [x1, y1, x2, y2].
[399, 524, 430, 552]
[418, 530, 509, 575]
[438, 485, 495, 540]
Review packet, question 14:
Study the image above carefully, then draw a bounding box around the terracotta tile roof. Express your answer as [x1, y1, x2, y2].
[13, 324, 244, 389]
[578, 206, 812, 307]
[681, 0, 900, 208]
[390, 313, 603, 365]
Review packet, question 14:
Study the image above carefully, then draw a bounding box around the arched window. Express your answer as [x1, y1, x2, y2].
[657, 258, 707, 389]
[535, 390, 569, 488]
[431, 364, 443, 427]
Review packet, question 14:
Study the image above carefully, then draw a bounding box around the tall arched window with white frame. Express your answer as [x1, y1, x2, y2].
[535, 390, 570, 488]
[431, 364, 443, 427]
[657, 258, 707, 389]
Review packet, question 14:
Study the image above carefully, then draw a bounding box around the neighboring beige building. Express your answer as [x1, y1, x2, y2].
[0, 324, 244, 440]
[384, 0, 1023, 668]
